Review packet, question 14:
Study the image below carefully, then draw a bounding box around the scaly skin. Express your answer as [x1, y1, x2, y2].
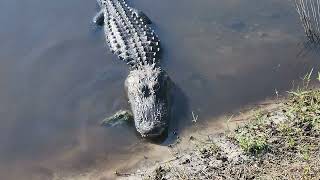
[94, 0, 170, 138]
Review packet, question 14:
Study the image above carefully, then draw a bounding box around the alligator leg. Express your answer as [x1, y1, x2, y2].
[93, 10, 104, 26]
[101, 110, 133, 127]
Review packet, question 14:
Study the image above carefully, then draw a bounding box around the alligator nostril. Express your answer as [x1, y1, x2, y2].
[142, 85, 151, 98]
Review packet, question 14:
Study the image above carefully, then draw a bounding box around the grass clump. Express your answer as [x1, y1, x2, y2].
[235, 132, 267, 154]
[227, 70, 320, 178]
[283, 69, 320, 147]
[232, 70, 320, 156]
[230, 111, 269, 155]
[286, 88, 320, 132]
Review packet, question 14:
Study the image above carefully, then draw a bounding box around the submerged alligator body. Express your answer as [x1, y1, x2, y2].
[94, 0, 170, 138]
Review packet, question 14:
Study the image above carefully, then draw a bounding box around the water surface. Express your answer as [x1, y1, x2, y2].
[0, 0, 319, 179]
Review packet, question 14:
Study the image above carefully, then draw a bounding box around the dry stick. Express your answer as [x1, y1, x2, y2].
[311, 0, 318, 33]
[308, 0, 320, 41]
[296, 2, 308, 36]
[294, 0, 320, 43]
[301, 0, 313, 38]
[311, 0, 320, 41]
[160, 155, 184, 165]
[307, 0, 315, 40]
[314, 0, 320, 33]
[317, 0, 320, 32]
[316, 0, 320, 42]
[114, 171, 132, 177]
[296, 0, 309, 36]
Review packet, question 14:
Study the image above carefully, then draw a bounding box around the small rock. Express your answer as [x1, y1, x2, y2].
[182, 158, 190, 164]
[226, 19, 246, 32]
[258, 32, 268, 38]
[218, 155, 228, 162]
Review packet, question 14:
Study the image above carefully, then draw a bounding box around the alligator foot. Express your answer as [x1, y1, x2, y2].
[93, 10, 104, 26]
[101, 110, 133, 127]
[131, 8, 152, 24]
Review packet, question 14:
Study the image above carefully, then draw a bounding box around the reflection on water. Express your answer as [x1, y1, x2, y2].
[1, 0, 320, 179]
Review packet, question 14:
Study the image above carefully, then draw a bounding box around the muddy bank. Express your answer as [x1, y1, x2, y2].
[121, 87, 320, 179]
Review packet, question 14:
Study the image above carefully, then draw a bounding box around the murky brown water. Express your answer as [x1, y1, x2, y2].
[1, 0, 320, 179]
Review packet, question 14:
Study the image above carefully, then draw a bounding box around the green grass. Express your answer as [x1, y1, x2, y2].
[232, 69, 320, 157]
[286, 88, 320, 131]
[234, 132, 267, 154]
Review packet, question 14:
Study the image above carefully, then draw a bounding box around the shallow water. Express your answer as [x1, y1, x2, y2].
[1, 0, 320, 179]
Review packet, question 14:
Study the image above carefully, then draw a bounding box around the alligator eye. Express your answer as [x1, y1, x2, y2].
[142, 85, 151, 98]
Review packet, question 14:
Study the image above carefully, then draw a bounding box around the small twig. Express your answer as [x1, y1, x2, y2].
[114, 171, 132, 177]
[192, 111, 198, 123]
[160, 155, 185, 165]
[226, 115, 234, 131]
[230, 118, 247, 122]
[275, 88, 279, 99]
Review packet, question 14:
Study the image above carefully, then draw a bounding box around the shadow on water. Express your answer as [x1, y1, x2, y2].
[297, 39, 320, 58]
[145, 81, 191, 145]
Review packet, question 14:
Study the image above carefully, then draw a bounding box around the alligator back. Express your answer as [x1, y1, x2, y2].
[98, 0, 161, 68]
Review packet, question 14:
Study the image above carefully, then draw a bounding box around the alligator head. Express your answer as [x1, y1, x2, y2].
[125, 65, 170, 138]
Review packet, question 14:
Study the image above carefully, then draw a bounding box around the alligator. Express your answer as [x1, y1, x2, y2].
[93, 0, 170, 138]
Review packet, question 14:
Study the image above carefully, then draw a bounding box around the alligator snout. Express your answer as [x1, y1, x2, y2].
[134, 104, 169, 138]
